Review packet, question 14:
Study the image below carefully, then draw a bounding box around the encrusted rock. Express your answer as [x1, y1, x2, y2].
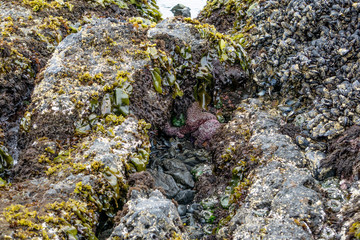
[208, 99, 327, 239]
[109, 189, 188, 239]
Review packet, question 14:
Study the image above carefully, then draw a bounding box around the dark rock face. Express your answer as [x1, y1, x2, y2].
[149, 169, 181, 198]
[197, 0, 239, 33]
[171, 4, 191, 18]
[240, 0, 360, 141]
[321, 125, 360, 179]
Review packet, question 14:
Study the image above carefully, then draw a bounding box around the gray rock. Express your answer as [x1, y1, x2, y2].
[109, 189, 188, 239]
[148, 18, 206, 48]
[162, 158, 195, 188]
[171, 4, 191, 18]
[149, 169, 180, 198]
[175, 189, 195, 205]
[178, 204, 187, 216]
[223, 100, 326, 239]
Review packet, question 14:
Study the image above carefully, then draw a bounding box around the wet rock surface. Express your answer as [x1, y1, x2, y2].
[147, 136, 213, 237]
[0, 1, 160, 238]
[0, 0, 157, 164]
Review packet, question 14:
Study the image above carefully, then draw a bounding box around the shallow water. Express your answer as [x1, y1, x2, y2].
[157, 0, 207, 18]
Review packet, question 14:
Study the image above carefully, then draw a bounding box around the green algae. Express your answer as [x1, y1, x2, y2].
[113, 88, 130, 116]
[0, 146, 13, 174]
[350, 222, 360, 239]
[151, 67, 163, 93]
[130, 0, 162, 22]
[130, 157, 146, 171]
[175, 18, 250, 109]
[0, 177, 7, 187]
[129, 147, 150, 172]
[22, 0, 61, 12]
[172, 113, 185, 127]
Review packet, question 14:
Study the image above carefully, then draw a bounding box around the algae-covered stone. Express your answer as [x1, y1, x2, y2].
[215, 100, 326, 239]
[0, 16, 156, 239]
[0, 114, 150, 239]
[0, 0, 152, 120]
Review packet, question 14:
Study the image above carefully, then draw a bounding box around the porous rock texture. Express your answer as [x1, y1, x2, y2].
[0, 2, 251, 238]
[0, 2, 160, 238]
[0, 0, 154, 154]
[109, 189, 187, 239]
[3, 0, 360, 239]
[220, 99, 326, 239]
[15, 17, 158, 178]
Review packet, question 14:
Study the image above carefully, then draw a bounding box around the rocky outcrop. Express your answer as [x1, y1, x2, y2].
[198, 0, 360, 179]
[0, 3, 250, 238]
[245, 0, 360, 141]
[220, 99, 326, 239]
[109, 189, 187, 239]
[0, 0, 159, 120]
[1, 16, 155, 240]
[0, 0, 160, 175]
[201, 0, 360, 140]
[3, 0, 360, 239]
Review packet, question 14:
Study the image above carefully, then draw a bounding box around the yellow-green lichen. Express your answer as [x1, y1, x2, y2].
[22, 0, 62, 12]
[78, 72, 104, 85]
[350, 222, 360, 239]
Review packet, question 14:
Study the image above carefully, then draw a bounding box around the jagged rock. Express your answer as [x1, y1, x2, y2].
[109, 189, 188, 239]
[0, 16, 157, 239]
[162, 158, 195, 188]
[149, 169, 180, 198]
[208, 99, 327, 239]
[175, 189, 195, 205]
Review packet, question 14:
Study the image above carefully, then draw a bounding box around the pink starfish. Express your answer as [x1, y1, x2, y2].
[164, 102, 221, 146]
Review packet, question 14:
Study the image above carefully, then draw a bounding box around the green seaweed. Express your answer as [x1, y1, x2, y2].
[350, 222, 360, 239]
[171, 113, 185, 127]
[0, 146, 14, 174]
[113, 88, 130, 116]
[151, 67, 163, 93]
